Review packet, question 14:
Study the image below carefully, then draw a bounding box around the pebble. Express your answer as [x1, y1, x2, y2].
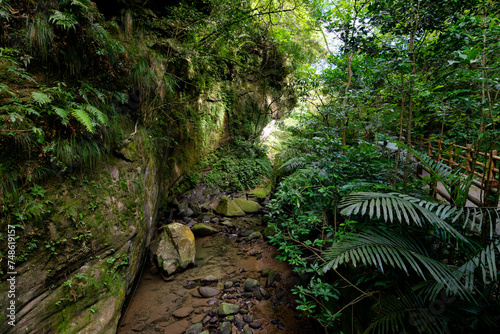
[249, 320, 263, 329]
[198, 286, 220, 298]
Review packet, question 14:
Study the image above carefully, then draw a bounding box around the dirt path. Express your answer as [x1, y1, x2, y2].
[117, 215, 317, 334]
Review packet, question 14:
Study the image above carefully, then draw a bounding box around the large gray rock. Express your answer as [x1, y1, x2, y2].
[150, 223, 195, 275]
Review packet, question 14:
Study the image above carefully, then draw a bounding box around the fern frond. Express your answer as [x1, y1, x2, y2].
[52, 106, 70, 125]
[0, 0, 12, 21]
[49, 10, 78, 31]
[278, 156, 306, 173]
[70, 0, 89, 10]
[31, 92, 52, 106]
[84, 104, 108, 125]
[323, 228, 471, 300]
[72, 108, 95, 133]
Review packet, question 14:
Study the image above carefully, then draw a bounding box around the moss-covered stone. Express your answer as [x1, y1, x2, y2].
[151, 223, 195, 275]
[218, 302, 241, 316]
[234, 198, 261, 213]
[247, 231, 262, 240]
[191, 223, 218, 237]
[216, 197, 245, 217]
[252, 187, 267, 199]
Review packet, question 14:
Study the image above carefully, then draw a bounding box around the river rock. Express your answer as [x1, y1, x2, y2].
[216, 197, 245, 217]
[234, 198, 261, 213]
[191, 223, 218, 237]
[219, 321, 232, 334]
[234, 317, 246, 330]
[163, 319, 190, 334]
[247, 231, 262, 240]
[150, 223, 195, 275]
[243, 328, 253, 334]
[201, 274, 219, 284]
[186, 323, 203, 334]
[218, 302, 241, 316]
[249, 320, 263, 329]
[221, 220, 233, 227]
[172, 306, 194, 318]
[199, 286, 220, 298]
[244, 278, 260, 292]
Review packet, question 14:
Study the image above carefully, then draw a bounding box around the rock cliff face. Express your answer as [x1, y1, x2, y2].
[0, 84, 290, 334]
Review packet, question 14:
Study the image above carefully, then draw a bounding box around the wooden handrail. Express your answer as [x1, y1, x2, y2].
[411, 136, 499, 208]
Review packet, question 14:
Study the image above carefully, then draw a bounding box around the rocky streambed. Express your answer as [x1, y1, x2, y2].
[117, 191, 316, 334]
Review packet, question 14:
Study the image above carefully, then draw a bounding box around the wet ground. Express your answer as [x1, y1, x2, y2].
[117, 215, 317, 334]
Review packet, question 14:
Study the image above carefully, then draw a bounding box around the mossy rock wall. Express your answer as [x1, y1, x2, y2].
[0, 76, 283, 333]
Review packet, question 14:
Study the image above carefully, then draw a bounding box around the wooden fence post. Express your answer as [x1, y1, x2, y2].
[437, 139, 443, 163]
[481, 150, 498, 245]
[465, 144, 473, 171]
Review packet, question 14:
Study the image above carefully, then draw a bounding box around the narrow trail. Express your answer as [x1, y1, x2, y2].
[117, 208, 317, 334]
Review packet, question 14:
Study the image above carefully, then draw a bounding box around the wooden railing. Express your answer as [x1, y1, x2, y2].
[412, 136, 499, 207]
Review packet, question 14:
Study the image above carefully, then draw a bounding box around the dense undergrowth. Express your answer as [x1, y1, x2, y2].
[264, 107, 500, 334]
[192, 137, 272, 192]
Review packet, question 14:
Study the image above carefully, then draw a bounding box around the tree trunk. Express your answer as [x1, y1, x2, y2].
[342, 52, 353, 155]
[402, 0, 419, 190]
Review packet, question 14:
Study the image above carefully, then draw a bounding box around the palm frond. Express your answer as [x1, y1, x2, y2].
[323, 228, 471, 300]
[365, 292, 448, 334]
[339, 192, 466, 241]
[458, 239, 500, 289]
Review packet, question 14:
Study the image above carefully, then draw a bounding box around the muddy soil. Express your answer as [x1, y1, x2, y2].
[117, 215, 317, 334]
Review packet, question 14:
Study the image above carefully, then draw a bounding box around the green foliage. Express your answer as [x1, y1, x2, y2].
[49, 10, 78, 31]
[196, 137, 271, 191]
